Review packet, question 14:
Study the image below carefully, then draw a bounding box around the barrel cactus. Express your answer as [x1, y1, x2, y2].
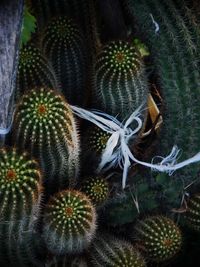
[13, 87, 80, 191]
[41, 16, 88, 106]
[87, 126, 110, 154]
[134, 216, 182, 262]
[82, 176, 109, 205]
[91, 235, 146, 267]
[94, 40, 149, 121]
[185, 194, 200, 231]
[43, 190, 97, 254]
[16, 44, 57, 98]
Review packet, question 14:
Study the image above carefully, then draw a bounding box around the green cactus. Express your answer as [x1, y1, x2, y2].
[47, 256, 88, 267]
[13, 87, 80, 191]
[16, 45, 57, 98]
[90, 235, 146, 267]
[88, 126, 110, 154]
[93, 40, 149, 121]
[41, 16, 88, 106]
[124, 0, 200, 183]
[43, 190, 97, 254]
[0, 148, 44, 266]
[82, 176, 109, 205]
[185, 194, 200, 231]
[134, 216, 182, 262]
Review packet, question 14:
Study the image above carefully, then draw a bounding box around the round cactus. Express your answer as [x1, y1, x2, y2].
[0, 147, 42, 222]
[87, 126, 110, 154]
[185, 194, 200, 231]
[43, 190, 97, 254]
[94, 40, 149, 120]
[134, 216, 182, 262]
[16, 45, 57, 98]
[13, 87, 80, 191]
[82, 177, 109, 205]
[41, 16, 88, 106]
[91, 235, 146, 267]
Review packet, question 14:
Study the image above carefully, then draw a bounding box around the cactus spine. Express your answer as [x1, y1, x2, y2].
[94, 40, 149, 120]
[134, 216, 182, 262]
[125, 0, 200, 182]
[13, 87, 80, 191]
[17, 45, 57, 98]
[41, 16, 88, 106]
[43, 190, 97, 254]
[47, 256, 88, 267]
[88, 126, 110, 154]
[91, 235, 146, 267]
[185, 194, 200, 231]
[0, 148, 44, 266]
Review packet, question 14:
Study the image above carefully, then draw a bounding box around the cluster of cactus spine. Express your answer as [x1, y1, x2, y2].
[94, 40, 149, 121]
[16, 44, 57, 98]
[88, 126, 110, 153]
[41, 16, 88, 106]
[43, 190, 96, 254]
[82, 176, 109, 205]
[91, 235, 146, 267]
[185, 194, 200, 231]
[125, 0, 200, 182]
[13, 87, 80, 191]
[0, 148, 44, 266]
[134, 216, 182, 262]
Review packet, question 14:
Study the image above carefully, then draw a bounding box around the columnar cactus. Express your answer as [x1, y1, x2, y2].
[91, 235, 146, 267]
[41, 16, 88, 106]
[185, 194, 200, 231]
[0, 148, 44, 266]
[134, 216, 182, 262]
[13, 87, 80, 191]
[82, 177, 109, 205]
[94, 40, 149, 121]
[43, 190, 97, 254]
[125, 0, 200, 183]
[16, 45, 57, 98]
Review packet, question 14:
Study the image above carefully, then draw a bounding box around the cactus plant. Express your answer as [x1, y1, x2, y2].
[0, 147, 44, 266]
[43, 190, 97, 254]
[124, 0, 200, 183]
[16, 44, 57, 98]
[13, 87, 80, 191]
[93, 40, 149, 121]
[185, 194, 200, 231]
[82, 176, 109, 205]
[134, 216, 182, 262]
[41, 16, 88, 106]
[90, 235, 146, 267]
[47, 256, 88, 267]
[88, 126, 110, 154]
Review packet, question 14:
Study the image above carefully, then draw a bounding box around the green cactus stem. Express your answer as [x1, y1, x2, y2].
[185, 194, 200, 231]
[16, 44, 57, 98]
[91, 235, 146, 267]
[41, 16, 88, 106]
[134, 216, 182, 262]
[13, 87, 80, 191]
[93, 40, 149, 121]
[43, 190, 97, 254]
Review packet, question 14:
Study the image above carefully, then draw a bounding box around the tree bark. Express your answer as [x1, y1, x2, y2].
[0, 0, 23, 144]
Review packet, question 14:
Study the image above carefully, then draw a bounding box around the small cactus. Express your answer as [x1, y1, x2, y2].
[94, 40, 149, 120]
[42, 16, 88, 106]
[43, 190, 97, 254]
[185, 194, 200, 231]
[16, 45, 57, 98]
[82, 176, 109, 205]
[134, 216, 182, 262]
[91, 235, 146, 267]
[88, 126, 110, 154]
[13, 87, 80, 191]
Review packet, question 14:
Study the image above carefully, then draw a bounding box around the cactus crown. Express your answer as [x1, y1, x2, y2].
[45, 190, 96, 235]
[82, 177, 109, 205]
[44, 17, 79, 43]
[135, 216, 182, 262]
[96, 40, 141, 74]
[0, 148, 41, 214]
[88, 126, 110, 153]
[15, 87, 73, 146]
